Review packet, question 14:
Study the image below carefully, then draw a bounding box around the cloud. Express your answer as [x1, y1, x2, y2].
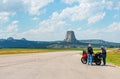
[0, 21, 19, 38]
[0, 12, 10, 22]
[0, 0, 23, 11]
[75, 28, 101, 40]
[105, 0, 120, 10]
[100, 22, 120, 42]
[105, 22, 120, 32]
[32, 17, 39, 21]
[88, 12, 106, 24]
[6, 21, 19, 32]
[16, 18, 67, 41]
[22, 0, 54, 15]
[0, 0, 119, 42]
[75, 22, 120, 42]
[13, 0, 120, 41]
[61, 0, 80, 5]
[0, 11, 16, 23]
[62, 0, 120, 10]
[56, 0, 119, 23]
[50, 1, 108, 22]
[62, 0, 93, 4]
[50, 2, 98, 22]
[0, 0, 54, 15]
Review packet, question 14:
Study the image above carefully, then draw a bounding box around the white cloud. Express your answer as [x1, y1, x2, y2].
[0, 0, 53, 15]
[15, 0, 119, 41]
[105, 22, 120, 32]
[16, 18, 67, 41]
[62, 0, 80, 5]
[22, 0, 54, 15]
[75, 22, 120, 42]
[75, 28, 102, 40]
[0, 21, 19, 38]
[0, 0, 23, 12]
[62, 0, 120, 10]
[62, 0, 94, 4]
[2, 0, 7, 4]
[6, 21, 19, 32]
[0, 0, 120, 42]
[55, 0, 119, 23]
[50, 1, 111, 22]
[0, 12, 10, 22]
[105, 0, 120, 10]
[32, 17, 39, 21]
[50, 2, 97, 22]
[88, 12, 106, 24]
[0, 11, 16, 23]
[100, 22, 120, 42]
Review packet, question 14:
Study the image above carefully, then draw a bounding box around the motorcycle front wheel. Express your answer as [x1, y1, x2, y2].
[81, 57, 87, 64]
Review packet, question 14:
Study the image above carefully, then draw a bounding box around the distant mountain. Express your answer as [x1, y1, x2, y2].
[0, 38, 55, 48]
[0, 37, 120, 48]
[79, 39, 120, 47]
[0, 31, 120, 48]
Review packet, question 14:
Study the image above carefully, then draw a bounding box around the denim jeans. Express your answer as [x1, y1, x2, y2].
[88, 54, 92, 65]
[102, 55, 106, 65]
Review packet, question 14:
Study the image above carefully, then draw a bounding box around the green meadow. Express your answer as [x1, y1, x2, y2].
[106, 48, 120, 66]
[0, 48, 120, 66]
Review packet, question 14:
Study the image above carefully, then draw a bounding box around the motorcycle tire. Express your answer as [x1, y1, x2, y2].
[81, 57, 87, 64]
[95, 61, 101, 65]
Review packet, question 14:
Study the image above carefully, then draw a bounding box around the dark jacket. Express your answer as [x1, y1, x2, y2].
[101, 48, 106, 57]
[87, 47, 93, 54]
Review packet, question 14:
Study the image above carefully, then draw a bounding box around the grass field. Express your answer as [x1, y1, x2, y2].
[106, 48, 120, 66]
[0, 48, 80, 55]
[0, 48, 120, 66]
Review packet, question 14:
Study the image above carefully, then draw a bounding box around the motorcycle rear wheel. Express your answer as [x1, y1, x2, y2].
[95, 61, 101, 65]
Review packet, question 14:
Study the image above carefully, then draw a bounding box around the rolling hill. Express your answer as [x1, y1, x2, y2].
[0, 37, 120, 48]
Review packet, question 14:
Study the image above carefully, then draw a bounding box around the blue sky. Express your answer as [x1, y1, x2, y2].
[0, 0, 120, 42]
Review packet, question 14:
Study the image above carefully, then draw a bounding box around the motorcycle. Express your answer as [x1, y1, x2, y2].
[81, 52, 102, 65]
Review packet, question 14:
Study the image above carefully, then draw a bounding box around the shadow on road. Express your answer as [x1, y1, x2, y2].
[85, 63, 117, 68]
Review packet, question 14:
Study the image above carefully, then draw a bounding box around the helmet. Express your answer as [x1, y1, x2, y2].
[101, 46, 104, 49]
[88, 44, 91, 47]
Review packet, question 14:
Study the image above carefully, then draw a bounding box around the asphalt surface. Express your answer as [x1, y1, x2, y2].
[0, 51, 120, 79]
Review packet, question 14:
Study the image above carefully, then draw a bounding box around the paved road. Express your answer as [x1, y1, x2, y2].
[0, 51, 120, 79]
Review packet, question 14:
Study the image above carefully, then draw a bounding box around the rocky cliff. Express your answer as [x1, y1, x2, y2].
[64, 31, 77, 43]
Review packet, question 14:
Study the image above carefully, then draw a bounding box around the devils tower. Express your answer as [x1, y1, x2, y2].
[64, 31, 77, 43]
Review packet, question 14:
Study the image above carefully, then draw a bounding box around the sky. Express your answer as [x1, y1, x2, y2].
[0, 0, 120, 42]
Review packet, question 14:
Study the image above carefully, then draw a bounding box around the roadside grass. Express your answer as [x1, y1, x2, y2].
[0, 48, 80, 55]
[107, 48, 120, 66]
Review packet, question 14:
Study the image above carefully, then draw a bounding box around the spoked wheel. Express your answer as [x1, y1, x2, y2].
[81, 57, 87, 64]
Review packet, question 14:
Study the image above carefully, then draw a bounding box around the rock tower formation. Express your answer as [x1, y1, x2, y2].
[64, 31, 77, 43]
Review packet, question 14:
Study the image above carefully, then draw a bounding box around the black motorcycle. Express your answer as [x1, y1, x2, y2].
[81, 52, 102, 65]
